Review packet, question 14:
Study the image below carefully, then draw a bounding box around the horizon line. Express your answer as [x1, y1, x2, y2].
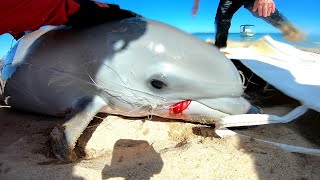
[190, 32, 281, 34]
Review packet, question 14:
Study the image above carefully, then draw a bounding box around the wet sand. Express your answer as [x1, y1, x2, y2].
[0, 42, 319, 179]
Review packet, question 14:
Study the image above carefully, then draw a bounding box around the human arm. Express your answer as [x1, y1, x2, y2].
[1, 0, 124, 40]
[253, 0, 276, 17]
[0, 0, 82, 40]
[191, 0, 200, 16]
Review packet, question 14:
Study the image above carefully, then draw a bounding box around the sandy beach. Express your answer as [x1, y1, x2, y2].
[0, 41, 319, 180]
[207, 39, 320, 54]
[299, 48, 320, 54]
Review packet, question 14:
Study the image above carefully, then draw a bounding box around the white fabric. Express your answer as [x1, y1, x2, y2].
[214, 36, 320, 154]
[224, 35, 320, 112]
[217, 105, 308, 128]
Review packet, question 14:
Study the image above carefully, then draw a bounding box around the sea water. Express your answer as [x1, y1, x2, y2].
[192, 32, 320, 48]
[1, 32, 320, 59]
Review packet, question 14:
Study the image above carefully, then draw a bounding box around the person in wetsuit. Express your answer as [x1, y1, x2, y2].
[191, 0, 304, 48]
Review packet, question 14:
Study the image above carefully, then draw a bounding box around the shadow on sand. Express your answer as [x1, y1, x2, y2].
[102, 139, 163, 179]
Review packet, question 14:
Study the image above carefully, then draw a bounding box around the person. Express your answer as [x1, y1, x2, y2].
[191, 0, 304, 48]
[0, 0, 141, 40]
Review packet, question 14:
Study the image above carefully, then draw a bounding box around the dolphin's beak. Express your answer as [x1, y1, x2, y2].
[197, 97, 259, 115]
[154, 97, 260, 124]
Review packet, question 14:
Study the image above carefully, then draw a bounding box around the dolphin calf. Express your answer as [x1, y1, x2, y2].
[1, 18, 256, 161]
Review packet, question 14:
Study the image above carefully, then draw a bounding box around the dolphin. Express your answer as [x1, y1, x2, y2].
[1, 18, 257, 161]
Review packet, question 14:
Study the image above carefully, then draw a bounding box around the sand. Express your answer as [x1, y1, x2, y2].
[1, 107, 319, 180]
[0, 43, 319, 180]
[206, 39, 320, 54]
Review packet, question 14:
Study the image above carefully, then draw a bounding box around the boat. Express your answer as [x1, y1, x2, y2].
[240, 24, 255, 37]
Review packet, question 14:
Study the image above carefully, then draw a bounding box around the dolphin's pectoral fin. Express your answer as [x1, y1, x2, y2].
[50, 96, 106, 162]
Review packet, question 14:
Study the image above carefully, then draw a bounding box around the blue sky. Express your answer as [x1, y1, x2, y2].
[101, 0, 320, 34]
[1, 0, 320, 58]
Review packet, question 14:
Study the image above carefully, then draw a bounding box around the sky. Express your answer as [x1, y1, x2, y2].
[100, 0, 320, 34]
[1, 0, 320, 58]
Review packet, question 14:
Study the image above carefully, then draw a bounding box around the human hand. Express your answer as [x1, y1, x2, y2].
[94, 1, 109, 8]
[253, 0, 276, 17]
[191, 5, 199, 16]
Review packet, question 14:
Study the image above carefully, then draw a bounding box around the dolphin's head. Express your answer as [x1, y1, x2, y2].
[96, 18, 256, 122]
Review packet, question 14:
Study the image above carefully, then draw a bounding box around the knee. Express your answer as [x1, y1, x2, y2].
[216, 19, 231, 29]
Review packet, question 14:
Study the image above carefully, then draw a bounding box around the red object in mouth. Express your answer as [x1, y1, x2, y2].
[169, 100, 191, 114]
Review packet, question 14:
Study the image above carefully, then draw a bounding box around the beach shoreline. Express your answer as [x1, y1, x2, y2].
[205, 38, 320, 54]
[298, 47, 320, 54]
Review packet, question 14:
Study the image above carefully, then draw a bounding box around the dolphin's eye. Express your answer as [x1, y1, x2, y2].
[150, 79, 167, 89]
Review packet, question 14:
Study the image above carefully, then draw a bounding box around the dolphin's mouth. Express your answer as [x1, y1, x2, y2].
[101, 97, 259, 124]
[198, 97, 259, 115]
[164, 97, 260, 122]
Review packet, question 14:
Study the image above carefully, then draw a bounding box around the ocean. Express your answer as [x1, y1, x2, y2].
[192, 33, 320, 48]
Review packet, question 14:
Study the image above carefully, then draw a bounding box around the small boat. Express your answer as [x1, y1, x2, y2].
[240, 24, 255, 37]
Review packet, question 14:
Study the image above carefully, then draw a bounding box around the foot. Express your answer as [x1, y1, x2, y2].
[280, 23, 305, 42]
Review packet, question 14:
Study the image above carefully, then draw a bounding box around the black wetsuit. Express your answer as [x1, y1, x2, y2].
[67, 0, 142, 28]
[214, 0, 288, 48]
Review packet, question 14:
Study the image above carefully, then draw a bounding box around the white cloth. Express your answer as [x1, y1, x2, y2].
[218, 38, 320, 154]
[224, 35, 320, 112]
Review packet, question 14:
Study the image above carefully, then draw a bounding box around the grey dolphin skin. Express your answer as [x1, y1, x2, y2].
[1, 18, 257, 161]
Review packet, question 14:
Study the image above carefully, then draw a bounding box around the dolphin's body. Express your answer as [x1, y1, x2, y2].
[1, 18, 255, 161]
